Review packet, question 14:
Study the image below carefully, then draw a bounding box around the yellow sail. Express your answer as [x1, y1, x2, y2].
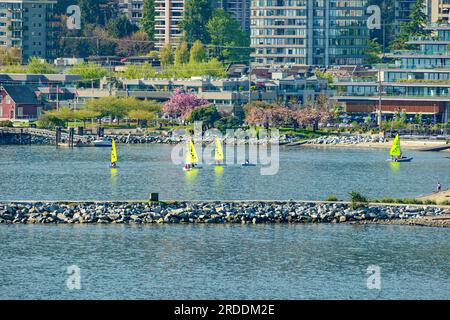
[189, 140, 199, 163]
[214, 137, 224, 162]
[111, 139, 118, 163]
[389, 134, 401, 157]
[185, 140, 191, 164]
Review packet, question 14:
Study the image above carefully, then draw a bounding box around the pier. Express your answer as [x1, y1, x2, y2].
[0, 128, 32, 145]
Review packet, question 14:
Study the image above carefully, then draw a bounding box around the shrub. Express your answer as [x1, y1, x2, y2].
[423, 200, 437, 205]
[401, 198, 423, 205]
[377, 198, 396, 203]
[349, 191, 368, 209]
[440, 200, 450, 206]
[36, 115, 65, 130]
[0, 120, 13, 127]
[325, 194, 338, 202]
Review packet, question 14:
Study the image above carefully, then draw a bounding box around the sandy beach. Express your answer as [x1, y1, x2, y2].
[418, 189, 450, 204]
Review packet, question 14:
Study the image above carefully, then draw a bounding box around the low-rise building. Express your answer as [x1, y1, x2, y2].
[333, 24, 450, 123]
[0, 85, 45, 120]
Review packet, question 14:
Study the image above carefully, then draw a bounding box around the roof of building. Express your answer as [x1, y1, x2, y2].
[1, 85, 40, 105]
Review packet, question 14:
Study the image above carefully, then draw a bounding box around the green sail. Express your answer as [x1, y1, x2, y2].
[390, 134, 401, 157]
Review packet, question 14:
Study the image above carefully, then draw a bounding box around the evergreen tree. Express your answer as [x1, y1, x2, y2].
[206, 9, 250, 62]
[391, 0, 430, 50]
[179, 0, 214, 44]
[408, 0, 429, 35]
[78, 0, 102, 25]
[141, 0, 156, 40]
[364, 38, 383, 64]
[106, 15, 137, 38]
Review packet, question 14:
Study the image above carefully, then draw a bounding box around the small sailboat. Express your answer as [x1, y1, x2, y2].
[387, 134, 413, 162]
[214, 137, 224, 166]
[242, 160, 256, 167]
[184, 139, 200, 171]
[110, 139, 119, 168]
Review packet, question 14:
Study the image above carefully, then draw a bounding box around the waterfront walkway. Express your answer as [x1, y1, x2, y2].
[418, 189, 450, 203]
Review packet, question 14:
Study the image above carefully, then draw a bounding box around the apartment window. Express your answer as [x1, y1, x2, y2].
[17, 107, 23, 117]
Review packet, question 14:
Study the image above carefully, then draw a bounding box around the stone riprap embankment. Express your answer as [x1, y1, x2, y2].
[0, 127, 296, 145]
[0, 201, 448, 227]
[103, 134, 295, 145]
[307, 135, 386, 145]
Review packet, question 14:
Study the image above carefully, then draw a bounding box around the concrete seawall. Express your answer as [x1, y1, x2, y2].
[0, 201, 449, 227]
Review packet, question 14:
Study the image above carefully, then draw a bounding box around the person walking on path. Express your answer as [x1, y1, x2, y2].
[436, 181, 442, 193]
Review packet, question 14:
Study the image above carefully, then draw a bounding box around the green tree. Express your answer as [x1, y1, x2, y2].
[179, 0, 214, 44]
[128, 109, 156, 127]
[67, 63, 108, 80]
[408, 0, 429, 35]
[106, 15, 137, 38]
[391, 0, 430, 50]
[147, 50, 159, 59]
[78, 0, 103, 25]
[187, 106, 221, 129]
[38, 113, 65, 129]
[123, 63, 156, 79]
[40, 107, 75, 127]
[315, 92, 329, 111]
[0, 64, 25, 73]
[174, 42, 190, 65]
[141, 0, 156, 40]
[73, 109, 100, 127]
[0, 47, 22, 65]
[26, 57, 57, 74]
[86, 97, 161, 124]
[160, 43, 174, 67]
[414, 113, 423, 124]
[214, 115, 243, 132]
[190, 40, 206, 63]
[364, 38, 383, 64]
[206, 9, 250, 61]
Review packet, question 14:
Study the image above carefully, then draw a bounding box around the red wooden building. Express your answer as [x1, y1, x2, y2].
[0, 85, 44, 121]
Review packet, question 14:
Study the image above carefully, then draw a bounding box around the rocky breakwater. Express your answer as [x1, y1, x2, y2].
[307, 135, 385, 145]
[103, 134, 295, 145]
[0, 201, 448, 227]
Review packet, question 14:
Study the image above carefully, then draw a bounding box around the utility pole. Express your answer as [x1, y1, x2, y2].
[377, 69, 382, 127]
[56, 84, 60, 111]
[248, 64, 252, 104]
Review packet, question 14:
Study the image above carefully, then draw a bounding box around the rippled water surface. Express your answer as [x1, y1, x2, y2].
[0, 145, 449, 200]
[0, 224, 449, 299]
[1, 145, 449, 299]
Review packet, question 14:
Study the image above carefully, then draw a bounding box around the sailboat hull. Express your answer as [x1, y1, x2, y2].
[386, 157, 413, 163]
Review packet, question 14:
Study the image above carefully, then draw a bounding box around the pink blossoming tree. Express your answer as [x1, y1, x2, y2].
[163, 88, 209, 119]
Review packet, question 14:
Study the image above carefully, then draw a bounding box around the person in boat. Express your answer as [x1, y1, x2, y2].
[110, 162, 117, 168]
[245, 160, 249, 165]
[393, 152, 403, 162]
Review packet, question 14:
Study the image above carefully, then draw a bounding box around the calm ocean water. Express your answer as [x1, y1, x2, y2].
[0, 223, 449, 299]
[0, 144, 449, 201]
[1, 145, 449, 299]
